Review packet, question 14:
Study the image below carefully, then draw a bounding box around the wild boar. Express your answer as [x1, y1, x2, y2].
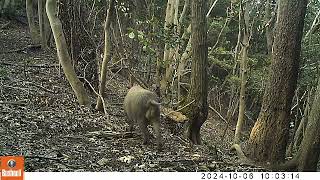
[124, 85, 162, 150]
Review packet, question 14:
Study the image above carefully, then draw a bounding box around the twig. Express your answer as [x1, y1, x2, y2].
[206, 0, 219, 17]
[107, 58, 126, 68]
[304, 9, 320, 38]
[209, 105, 227, 123]
[208, 106, 231, 143]
[82, 77, 108, 115]
[211, 16, 230, 51]
[176, 99, 195, 112]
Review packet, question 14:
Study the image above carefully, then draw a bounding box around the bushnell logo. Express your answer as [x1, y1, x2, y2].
[0, 156, 24, 180]
[7, 159, 16, 168]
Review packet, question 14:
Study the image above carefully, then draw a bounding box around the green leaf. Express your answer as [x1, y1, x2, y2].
[128, 32, 135, 39]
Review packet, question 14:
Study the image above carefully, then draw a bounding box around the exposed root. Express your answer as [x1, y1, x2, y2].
[231, 143, 299, 171]
[269, 157, 298, 171]
[230, 144, 250, 162]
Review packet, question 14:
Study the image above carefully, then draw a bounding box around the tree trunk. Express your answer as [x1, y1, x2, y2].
[26, 0, 40, 44]
[160, 0, 176, 95]
[43, 3, 51, 46]
[2, 0, 10, 13]
[248, 0, 307, 163]
[46, 0, 90, 105]
[184, 0, 208, 144]
[297, 80, 320, 171]
[38, 0, 47, 48]
[96, 0, 115, 111]
[234, 1, 250, 145]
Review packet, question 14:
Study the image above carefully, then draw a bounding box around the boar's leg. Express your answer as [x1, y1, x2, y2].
[124, 111, 134, 131]
[126, 117, 134, 132]
[138, 118, 150, 144]
[152, 120, 162, 150]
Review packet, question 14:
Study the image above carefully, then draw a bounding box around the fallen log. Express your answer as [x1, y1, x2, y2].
[162, 107, 189, 135]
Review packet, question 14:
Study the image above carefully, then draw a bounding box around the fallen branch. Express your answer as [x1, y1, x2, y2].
[0, 100, 27, 105]
[163, 107, 188, 123]
[0, 44, 41, 54]
[0, 22, 10, 29]
[0, 62, 59, 68]
[24, 155, 62, 162]
[176, 99, 195, 112]
[86, 130, 135, 139]
[209, 105, 227, 123]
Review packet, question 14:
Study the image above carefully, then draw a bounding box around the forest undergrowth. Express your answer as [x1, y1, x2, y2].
[0, 18, 264, 172]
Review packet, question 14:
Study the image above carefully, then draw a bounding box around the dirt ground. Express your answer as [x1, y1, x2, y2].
[0, 18, 264, 172]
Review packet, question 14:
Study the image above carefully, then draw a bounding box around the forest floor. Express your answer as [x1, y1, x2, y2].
[0, 18, 263, 172]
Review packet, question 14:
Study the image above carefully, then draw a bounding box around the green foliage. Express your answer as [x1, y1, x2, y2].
[299, 36, 320, 89]
[0, 0, 25, 17]
[298, 0, 320, 91]
[0, 66, 8, 78]
[228, 75, 241, 87]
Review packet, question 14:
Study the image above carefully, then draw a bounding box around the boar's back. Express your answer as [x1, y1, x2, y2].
[124, 86, 160, 120]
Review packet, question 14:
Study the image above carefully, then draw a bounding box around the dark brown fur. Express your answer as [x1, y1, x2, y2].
[124, 86, 162, 149]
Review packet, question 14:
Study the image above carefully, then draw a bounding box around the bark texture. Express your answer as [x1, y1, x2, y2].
[184, 0, 208, 144]
[234, 1, 250, 145]
[248, 0, 307, 163]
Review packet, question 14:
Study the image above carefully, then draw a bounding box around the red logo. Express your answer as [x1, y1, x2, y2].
[0, 156, 24, 180]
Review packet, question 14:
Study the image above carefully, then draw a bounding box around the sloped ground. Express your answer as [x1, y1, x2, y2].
[0, 18, 261, 172]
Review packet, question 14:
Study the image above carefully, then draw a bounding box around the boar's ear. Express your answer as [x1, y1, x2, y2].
[150, 100, 161, 106]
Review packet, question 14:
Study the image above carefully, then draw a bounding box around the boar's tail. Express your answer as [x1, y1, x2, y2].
[149, 100, 161, 106]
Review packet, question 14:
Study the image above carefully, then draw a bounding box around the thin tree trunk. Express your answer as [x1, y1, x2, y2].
[46, 0, 90, 105]
[178, 0, 189, 33]
[26, 0, 40, 44]
[96, 0, 115, 111]
[305, 9, 320, 38]
[160, 0, 175, 95]
[264, 0, 274, 55]
[293, 89, 312, 151]
[297, 78, 320, 171]
[234, 1, 250, 145]
[43, 3, 51, 46]
[38, 0, 47, 48]
[3, 0, 10, 11]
